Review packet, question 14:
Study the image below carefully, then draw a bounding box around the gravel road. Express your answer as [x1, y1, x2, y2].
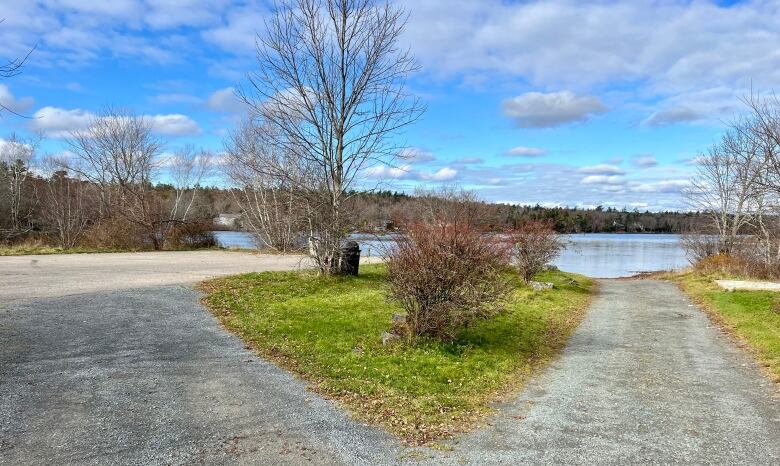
[2, 253, 779, 465]
[423, 280, 780, 464]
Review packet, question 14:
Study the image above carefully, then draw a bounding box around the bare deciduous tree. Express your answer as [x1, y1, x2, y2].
[40, 160, 97, 249]
[239, 0, 423, 273]
[0, 133, 38, 239]
[65, 108, 169, 249]
[224, 119, 305, 251]
[684, 116, 764, 254]
[163, 145, 211, 247]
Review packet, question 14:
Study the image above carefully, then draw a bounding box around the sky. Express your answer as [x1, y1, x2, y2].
[0, 0, 778, 211]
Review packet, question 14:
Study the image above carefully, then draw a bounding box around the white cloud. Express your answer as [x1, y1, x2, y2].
[0, 85, 34, 114]
[581, 175, 625, 185]
[501, 91, 606, 128]
[206, 87, 245, 113]
[365, 164, 413, 179]
[400, 0, 780, 123]
[30, 107, 201, 137]
[30, 106, 95, 137]
[579, 164, 625, 175]
[365, 163, 457, 182]
[642, 106, 704, 127]
[630, 179, 689, 194]
[421, 167, 458, 181]
[147, 114, 201, 136]
[201, 6, 267, 54]
[506, 146, 547, 157]
[633, 155, 658, 168]
[398, 147, 436, 163]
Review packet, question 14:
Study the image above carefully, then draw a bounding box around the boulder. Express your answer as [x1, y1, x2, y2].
[530, 281, 554, 291]
[381, 331, 402, 346]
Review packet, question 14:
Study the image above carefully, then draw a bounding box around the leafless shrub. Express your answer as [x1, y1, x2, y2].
[166, 220, 217, 249]
[506, 220, 565, 283]
[81, 217, 147, 250]
[386, 222, 510, 343]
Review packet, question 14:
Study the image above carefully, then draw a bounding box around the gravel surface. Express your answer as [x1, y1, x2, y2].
[2, 253, 779, 465]
[0, 252, 402, 465]
[422, 280, 780, 465]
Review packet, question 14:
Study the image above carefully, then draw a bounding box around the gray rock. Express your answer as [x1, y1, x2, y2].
[381, 331, 402, 346]
[530, 281, 554, 291]
[391, 313, 406, 325]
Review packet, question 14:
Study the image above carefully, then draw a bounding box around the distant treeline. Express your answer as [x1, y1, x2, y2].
[347, 190, 704, 234]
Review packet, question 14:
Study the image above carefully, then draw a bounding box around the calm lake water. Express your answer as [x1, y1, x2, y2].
[212, 231, 689, 278]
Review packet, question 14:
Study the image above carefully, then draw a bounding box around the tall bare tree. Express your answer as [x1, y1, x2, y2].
[239, 0, 423, 273]
[685, 117, 764, 254]
[65, 108, 168, 249]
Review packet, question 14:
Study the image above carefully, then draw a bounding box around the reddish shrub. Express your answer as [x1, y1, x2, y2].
[506, 221, 565, 282]
[386, 222, 510, 343]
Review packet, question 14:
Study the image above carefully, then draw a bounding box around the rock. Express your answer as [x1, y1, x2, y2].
[381, 331, 402, 346]
[530, 281, 554, 291]
[391, 313, 407, 325]
[566, 278, 580, 286]
[544, 264, 559, 271]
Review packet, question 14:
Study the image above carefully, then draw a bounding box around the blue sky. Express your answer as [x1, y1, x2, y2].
[1, 0, 778, 211]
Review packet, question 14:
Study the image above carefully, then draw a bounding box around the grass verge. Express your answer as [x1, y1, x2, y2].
[200, 264, 594, 444]
[0, 245, 137, 255]
[674, 271, 780, 383]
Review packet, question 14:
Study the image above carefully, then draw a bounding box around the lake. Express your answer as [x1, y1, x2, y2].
[212, 231, 689, 278]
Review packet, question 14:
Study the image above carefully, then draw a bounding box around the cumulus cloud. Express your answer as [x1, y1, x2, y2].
[501, 91, 607, 128]
[365, 163, 457, 182]
[579, 164, 625, 175]
[365, 164, 413, 179]
[148, 114, 201, 136]
[399, 0, 780, 122]
[420, 167, 458, 181]
[506, 146, 547, 157]
[630, 179, 689, 194]
[0, 85, 34, 114]
[632, 155, 658, 168]
[581, 175, 625, 185]
[398, 147, 436, 163]
[30, 107, 201, 137]
[206, 87, 245, 113]
[31, 106, 95, 137]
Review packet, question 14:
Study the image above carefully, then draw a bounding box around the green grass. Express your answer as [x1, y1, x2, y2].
[201, 264, 594, 443]
[0, 245, 136, 256]
[676, 272, 780, 383]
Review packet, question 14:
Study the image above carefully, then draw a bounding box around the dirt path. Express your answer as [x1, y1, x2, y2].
[423, 280, 780, 464]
